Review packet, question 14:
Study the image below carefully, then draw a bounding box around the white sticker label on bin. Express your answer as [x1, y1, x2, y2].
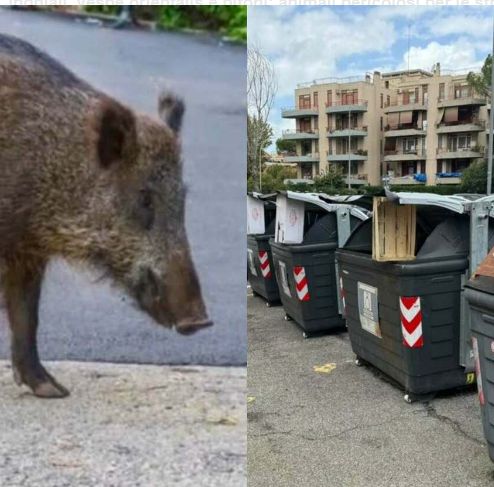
[247, 249, 257, 277]
[278, 261, 291, 297]
[357, 282, 382, 338]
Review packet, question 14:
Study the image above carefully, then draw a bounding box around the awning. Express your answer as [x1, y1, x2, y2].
[399, 111, 413, 124]
[387, 113, 399, 129]
[444, 107, 459, 123]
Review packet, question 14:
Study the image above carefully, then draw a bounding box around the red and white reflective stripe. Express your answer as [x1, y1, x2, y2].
[339, 276, 346, 315]
[258, 251, 271, 279]
[400, 296, 424, 348]
[293, 266, 310, 301]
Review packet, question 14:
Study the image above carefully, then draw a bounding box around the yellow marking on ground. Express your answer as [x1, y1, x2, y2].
[313, 363, 337, 374]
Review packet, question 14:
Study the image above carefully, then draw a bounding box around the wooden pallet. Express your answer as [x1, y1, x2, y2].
[372, 197, 416, 262]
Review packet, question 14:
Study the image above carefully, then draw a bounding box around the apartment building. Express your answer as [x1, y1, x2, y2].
[281, 64, 488, 186]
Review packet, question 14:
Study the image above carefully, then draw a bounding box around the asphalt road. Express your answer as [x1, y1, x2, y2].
[0, 9, 246, 365]
[247, 292, 494, 487]
[0, 361, 246, 487]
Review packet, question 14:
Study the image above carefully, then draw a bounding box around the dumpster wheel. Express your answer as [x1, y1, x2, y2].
[355, 356, 366, 367]
[284, 315, 292, 322]
[266, 301, 272, 308]
[302, 331, 310, 339]
[403, 392, 435, 404]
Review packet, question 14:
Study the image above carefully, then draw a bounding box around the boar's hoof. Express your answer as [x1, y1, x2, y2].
[13, 365, 70, 398]
[175, 320, 214, 336]
[33, 381, 70, 399]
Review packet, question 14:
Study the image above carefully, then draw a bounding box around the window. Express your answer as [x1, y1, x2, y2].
[314, 117, 318, 130]
[438, 83, 445, 101]
[313, 91, 318, 107]
[387, 95, 390, 106]
[448, 134, 472, 151]
[380, 93, 383, 109]
[341, 89, 358, 105]
[385, 80, 389, 89]
[422, 84, 428, 105]
[299, 94, 311, 109]
[327, 90, 332, 106]
[454, 84, 471, 99]
[314, 140, 319, 154]
[402, 137, 417, 153]
[380, 116, 383, 131]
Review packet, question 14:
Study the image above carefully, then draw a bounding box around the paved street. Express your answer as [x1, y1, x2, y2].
[248, 291, 494, 487]
[0, 9, 246, 365]
[0, 361, 246, 487]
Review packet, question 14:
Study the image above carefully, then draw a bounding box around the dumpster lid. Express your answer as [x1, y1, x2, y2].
[248, 192, 277, 201]
[279, 191, 370, 220]
[383, 189, 476, 214]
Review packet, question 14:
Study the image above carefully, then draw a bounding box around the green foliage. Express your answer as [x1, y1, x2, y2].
[389, 184, 461, 195]
[312, 166, 345, 194]
[247, 115, 273, 187]
[460, 159, 492, 194]
[275, 138, 296, 154]
[84, 6, 246, 42]
[260, 165, 297, 193]
[467, 54, 492, 97]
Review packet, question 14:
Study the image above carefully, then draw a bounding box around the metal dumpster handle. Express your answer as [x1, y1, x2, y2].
[431, 276, 454, 283]
[481, 314, 494, 325]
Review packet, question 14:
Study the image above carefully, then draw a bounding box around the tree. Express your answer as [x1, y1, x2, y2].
[467, 55, 492, 97]
[312, 166, 345, 194]
[259, 165, 297, 193]
[247, 46, 278, 191]
[460, 159, 494, 193]
[247, 115, 273, 181]
[275, 138, 296, 154]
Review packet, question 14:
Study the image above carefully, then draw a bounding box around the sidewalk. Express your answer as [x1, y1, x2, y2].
[248, 291, 493, 487]
[0, 361, 246, 487]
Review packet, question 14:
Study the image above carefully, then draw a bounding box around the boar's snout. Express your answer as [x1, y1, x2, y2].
[134, 253, 212, 335]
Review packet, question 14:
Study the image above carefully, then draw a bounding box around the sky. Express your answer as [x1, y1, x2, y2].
[248, 6, 494, 151]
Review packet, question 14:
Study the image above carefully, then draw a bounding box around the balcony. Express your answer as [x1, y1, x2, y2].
[383, 149, 426, 162]
[338, 173, 369, 186]
[436, 119, 485, 134]
[282, 129, 319, 140]
[327, 149, 367, 162]
[384, 99, 427, 113]
[283, 153, 320, 163]
[435, 173, 463, 185]
[437, 95, 486, 108]
[436, 147, 483, 159]
[384, 124, 426, 137]
[281, 105, 319, 118]
[325, 99, 367, 114]
[327, 126, 368, 137]
[387, 174, 426, 185]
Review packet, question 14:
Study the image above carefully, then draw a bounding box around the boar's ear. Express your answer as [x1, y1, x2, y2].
[95, 99, 137, 168]
[158, 92, 185, 134]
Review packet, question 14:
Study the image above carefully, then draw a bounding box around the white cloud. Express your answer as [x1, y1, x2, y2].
[400, 38, 484, 72]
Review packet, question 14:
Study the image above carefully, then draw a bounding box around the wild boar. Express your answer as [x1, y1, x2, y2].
[0, 34, 212, 398]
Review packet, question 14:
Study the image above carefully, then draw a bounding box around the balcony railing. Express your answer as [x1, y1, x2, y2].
[327, 149, 368, 156]
[327, 125, 367, 133]
[384, 98, 425, 107]
[436, 119, 485, 128]
[384, 148, 426, 157]
[437, 146, 483, 155]
[384, 124, 423, 131]
[282, 129, 319, 136]
[325, 99, 368, 107]
[281, 105, 319, 111]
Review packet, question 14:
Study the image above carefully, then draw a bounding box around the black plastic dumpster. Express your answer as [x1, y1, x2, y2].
[247, 197, 280, 305]
[337, 210, 494, 401]
[271, 207, 362, 337]
[465, 271, 494, 461]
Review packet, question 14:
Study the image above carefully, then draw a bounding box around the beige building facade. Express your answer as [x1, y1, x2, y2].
[281, 65, 488, 186]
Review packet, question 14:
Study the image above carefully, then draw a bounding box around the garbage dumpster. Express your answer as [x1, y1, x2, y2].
[465, 249, 494, 461]
[337, 193, 494, 401]
[270, 191, 369, 337]
[247, 193, 280, 305]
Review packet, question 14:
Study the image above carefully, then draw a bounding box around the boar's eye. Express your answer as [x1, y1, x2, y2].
[135, 190, 155, 230]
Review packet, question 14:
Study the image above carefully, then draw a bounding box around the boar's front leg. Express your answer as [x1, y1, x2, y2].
[4, 259, 69, 398]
